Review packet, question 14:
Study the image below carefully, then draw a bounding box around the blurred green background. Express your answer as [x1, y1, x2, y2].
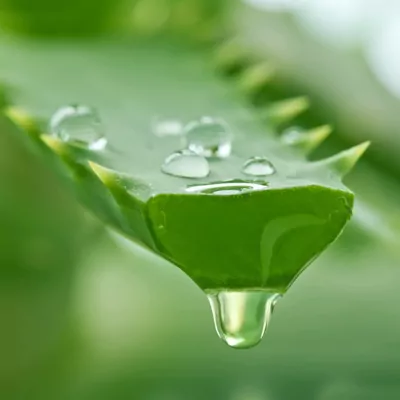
[1, 0, 400, 399]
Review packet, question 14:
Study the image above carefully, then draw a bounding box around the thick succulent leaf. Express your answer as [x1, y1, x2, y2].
[147, 186, 352, 291]
[0, 36, 361, 291]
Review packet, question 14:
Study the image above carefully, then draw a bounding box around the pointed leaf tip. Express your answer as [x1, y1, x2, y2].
[4, 106, 41, 135]
[308, 124, 333, 144]
[41, 134, 68, 154]
[239, 62, 275, 94]
[89, 162, 151, 201]
[214, 40, 245, 72]
[318, 141, 370, 178]
[88, 161, 114, 185]
[89, 161, 129, 188]
[282, 125, 332, 153]
[266, 96, 310, 126]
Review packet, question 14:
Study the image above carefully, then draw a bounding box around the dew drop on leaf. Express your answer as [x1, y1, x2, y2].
[186, 179, 268, 195]
[280, 126, 303, 145]
[152, 117, 183, 137]
[242, 157, 276, 176]
[207, 290, 281, 349]
[184, 116, 232, 158]
[161, 149, 209, 178]
[49, 104, 107, 150]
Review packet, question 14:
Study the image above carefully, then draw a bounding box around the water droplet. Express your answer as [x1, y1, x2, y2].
[186, 179, 268, 195]
[281, 126, 303, 145]
[161, 150, 209, 178]
[242, 157, 276, 176]
[49, 104, 107, 150]
[184, 116, 232, 158]
[207, 290, 281, 349]
[152, 117, 183, 137]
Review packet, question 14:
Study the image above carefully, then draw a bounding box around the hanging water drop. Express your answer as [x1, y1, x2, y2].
[184, 116, 232, 158]
[186, 179, 268, 195]
[207, 290, 281, 349]
[49, 104, 107, 150]
[242, 157, 276, 176]
[161, 150, 209, 178]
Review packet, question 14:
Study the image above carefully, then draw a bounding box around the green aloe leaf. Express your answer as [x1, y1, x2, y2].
[0, 36, 367, 294]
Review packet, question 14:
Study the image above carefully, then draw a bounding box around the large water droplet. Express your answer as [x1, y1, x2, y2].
[207, 290, 281, 349]
[186, 179, 268, 195]
[49, 104, 107, 150]
[161, 150, 209, 178]
[184, 116, 232, 158]
[242, 157, 276, 176]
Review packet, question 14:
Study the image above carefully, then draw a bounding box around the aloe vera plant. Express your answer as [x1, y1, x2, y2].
[0, 1, 369, 349]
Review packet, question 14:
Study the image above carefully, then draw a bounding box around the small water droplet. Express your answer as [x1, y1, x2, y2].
[49, 104, 107, 150]
[152, 118, 183, 137]
[207, 290, 281, 349]
[186, 179, 268, 195]
[184, 116, 232, 158]
[242, 157, 276, 176]
[281, 126, 303, 145]
[161, 150, 209, 178]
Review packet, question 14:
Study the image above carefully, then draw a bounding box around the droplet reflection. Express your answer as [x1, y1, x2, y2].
[186, 180, 268, 195]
